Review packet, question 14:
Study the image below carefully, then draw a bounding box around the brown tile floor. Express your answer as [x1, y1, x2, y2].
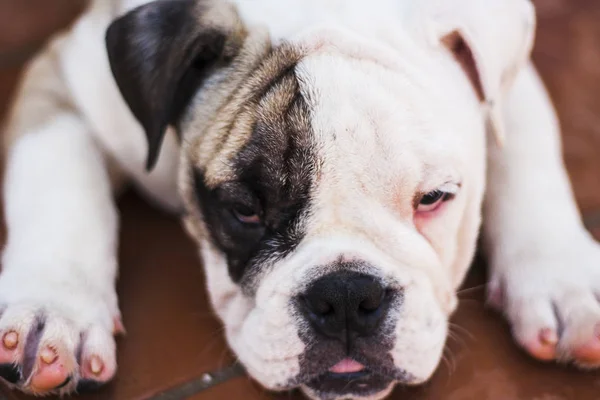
[1, 1, 600, 399]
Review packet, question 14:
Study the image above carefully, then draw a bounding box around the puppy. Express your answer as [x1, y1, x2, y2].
[1, 0, 599, 398]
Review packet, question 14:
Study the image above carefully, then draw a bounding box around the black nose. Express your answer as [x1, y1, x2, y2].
[300, 271, 391, 343]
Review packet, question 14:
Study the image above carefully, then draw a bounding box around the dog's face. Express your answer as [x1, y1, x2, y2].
[107, 0, 535, 398]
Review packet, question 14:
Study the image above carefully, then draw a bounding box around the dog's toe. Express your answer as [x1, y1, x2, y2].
[78, 325, 117, 384]
[29, 346, 72, 393]
[502, 295, 560, 362]
[0, 298, 119, 395]
[553, 291, 600, 367]
[571, 334, 600, 367]
[502, 290, 600, 367]
[520, 328, 558, 362]
[489, 241, 600, 368]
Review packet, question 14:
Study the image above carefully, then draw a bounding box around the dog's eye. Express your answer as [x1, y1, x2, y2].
[417, 190, 454, 213]
[231, 204, 262, 225]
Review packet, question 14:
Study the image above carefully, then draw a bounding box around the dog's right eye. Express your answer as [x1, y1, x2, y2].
[231, 204, 262, 225]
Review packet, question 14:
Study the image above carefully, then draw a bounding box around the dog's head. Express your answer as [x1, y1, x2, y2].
[106, 0, 535, 398]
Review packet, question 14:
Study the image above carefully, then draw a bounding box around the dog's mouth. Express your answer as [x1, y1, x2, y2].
[303, 358, 395, 398]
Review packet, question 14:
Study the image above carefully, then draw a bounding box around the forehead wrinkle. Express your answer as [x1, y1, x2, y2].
[195, 43, 308, 187]
[229, 65, 316, 214]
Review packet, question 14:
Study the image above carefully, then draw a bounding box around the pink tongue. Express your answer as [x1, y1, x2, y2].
[329, 358, 365, 374]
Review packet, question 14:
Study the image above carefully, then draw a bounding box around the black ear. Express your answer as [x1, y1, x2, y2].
[106, 0, 232, 171]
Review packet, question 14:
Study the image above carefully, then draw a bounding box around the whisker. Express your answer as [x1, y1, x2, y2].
[440, 346, 458, 389]
[447, 330, 468, 350]
[441, 352, 451, 377]
[456, 284, 486, 296]
[449, 322, 475, 341]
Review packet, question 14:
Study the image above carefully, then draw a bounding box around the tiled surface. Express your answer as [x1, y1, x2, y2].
[0, 1, 600, 399]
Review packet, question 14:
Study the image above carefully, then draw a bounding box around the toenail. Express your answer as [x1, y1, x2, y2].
[2, 332, 18, 350]
[40, 347, 57, 364]
[89, 356, 103, 375]
[540, 328, 558, 346]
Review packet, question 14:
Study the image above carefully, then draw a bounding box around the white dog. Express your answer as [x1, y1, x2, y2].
[1, 0, 599, 398]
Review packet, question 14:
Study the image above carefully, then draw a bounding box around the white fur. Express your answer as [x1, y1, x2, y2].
[2, 0, 599, 398]
[1, 38, 120, 393]
[484, 64, 600, 359]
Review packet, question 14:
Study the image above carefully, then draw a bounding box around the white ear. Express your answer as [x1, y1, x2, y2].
[420, 0, 536, 145]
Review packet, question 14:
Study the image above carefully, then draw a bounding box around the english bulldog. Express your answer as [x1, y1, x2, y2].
[1, 0, 600, 398]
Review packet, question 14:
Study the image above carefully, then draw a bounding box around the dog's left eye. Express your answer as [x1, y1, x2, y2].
[231, 204, 262, 225]
[417, 190, 454, 212]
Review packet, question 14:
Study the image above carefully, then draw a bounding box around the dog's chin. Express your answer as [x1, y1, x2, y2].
[297, 368, 398, 400]
[300, 371, 396, 400]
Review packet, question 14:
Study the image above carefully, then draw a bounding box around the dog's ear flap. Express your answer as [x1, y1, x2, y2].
[425, 0, 536, 146]
[106, 0, 243, 170]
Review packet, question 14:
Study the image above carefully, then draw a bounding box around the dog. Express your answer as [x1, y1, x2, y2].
[1, 0, 599, 398]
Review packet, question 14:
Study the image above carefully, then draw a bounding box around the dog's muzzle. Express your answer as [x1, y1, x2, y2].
[295, 270, 407, 398]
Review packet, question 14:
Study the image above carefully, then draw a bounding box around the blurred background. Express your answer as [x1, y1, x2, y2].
[0, 1, 599, 399]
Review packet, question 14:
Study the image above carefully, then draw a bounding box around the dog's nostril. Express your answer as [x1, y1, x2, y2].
[304, 297, 333, 316]
[358, 288, 387, 313]
[356, 283, 389, 317]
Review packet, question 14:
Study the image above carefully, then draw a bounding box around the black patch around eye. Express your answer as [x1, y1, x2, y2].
[193, 171, 267, 282]
[191, 77, 317, 287]
[193, 168, 312, 285]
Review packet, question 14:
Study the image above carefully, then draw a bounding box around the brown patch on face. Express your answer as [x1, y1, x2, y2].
[182, 42, 308, 188]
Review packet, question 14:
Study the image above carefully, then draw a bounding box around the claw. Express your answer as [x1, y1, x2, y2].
[89, 356, 104, 376]
[40, 347, 57, 365]
[2, 332, 18, 350]
[540, 328, 558, 346]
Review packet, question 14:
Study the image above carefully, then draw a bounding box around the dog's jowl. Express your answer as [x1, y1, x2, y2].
[2, 0, 600, 399]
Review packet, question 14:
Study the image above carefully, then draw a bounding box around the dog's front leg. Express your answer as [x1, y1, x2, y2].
[484, 63, 600, 367]
[0, 53, 121, 395]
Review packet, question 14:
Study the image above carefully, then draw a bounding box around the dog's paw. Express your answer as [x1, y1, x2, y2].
[488, 236, 600, 368]
[0, 273, 122, 396]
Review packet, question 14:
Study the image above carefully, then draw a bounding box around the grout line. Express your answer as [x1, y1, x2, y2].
[144, 363, 247, 400]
